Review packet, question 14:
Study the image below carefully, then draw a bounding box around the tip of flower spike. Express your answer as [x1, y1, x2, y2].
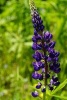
[29, 0, 37, 15]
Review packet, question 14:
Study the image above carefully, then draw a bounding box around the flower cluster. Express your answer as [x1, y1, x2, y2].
[29, 0, 61, 98]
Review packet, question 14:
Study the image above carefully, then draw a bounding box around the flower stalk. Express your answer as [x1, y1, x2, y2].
[29, 0, 61, 99]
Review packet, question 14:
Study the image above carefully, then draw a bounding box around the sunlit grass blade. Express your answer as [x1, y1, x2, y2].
[50, 94, 67, 100]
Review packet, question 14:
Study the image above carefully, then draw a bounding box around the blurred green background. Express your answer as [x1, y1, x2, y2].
[0, 0, 67, 100]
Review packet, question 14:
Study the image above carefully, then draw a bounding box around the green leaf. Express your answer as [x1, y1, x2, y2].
[51, 79, 67, 95]
[25, 42, 32, 46]
[50, 95, 67, 100]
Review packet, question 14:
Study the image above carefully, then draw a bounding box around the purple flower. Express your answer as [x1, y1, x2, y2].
[32, 72, 43, 80]
[32, 43, 42, 50]
[52, 76, 58, 82]
[53, 81, 60, 86]
[46, 73, 50, 78]
[44, 31, 53, 42]
[48, 84, 53, 91]
[32, 11, 44, 31]
[41, 87, 46, 92]
[32, 34, 42, 42]
[39, 74, 43, 80]
[49, 41, 56, 48]
[32, 72, 39, 79]
[32, 51, 42, 62]
[36, 82, 42, 89]
[32, 61, 45, 71]
[32, 91, 38, 97]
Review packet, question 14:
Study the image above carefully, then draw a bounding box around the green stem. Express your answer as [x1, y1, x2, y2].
[43, 93, 46, 100]
[43, 92, 52, 100]
[17, 66, 19, 81]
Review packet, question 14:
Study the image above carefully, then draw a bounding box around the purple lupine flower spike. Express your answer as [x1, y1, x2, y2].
[29, 0, 61, 97]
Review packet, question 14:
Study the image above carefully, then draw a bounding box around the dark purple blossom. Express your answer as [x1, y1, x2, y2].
[48, 85, 53, 91]
[32, 34, 42, 42]
[44, 31, 53, 42]
[32, 91, 38, 97]
[49, 41, 56, 48]
[32, 51, 42, 62]
[32, 72, 39, 79]
[36, 82, 42, 89]
[39, 74, 43, 80]
[46, 73, 50, 78]
[32, 61, 45, 71]
[54, 81, 60, 86]
[41, 87, 46, 92]
[52, 76, 58, 82]
[32, 43, 42, 50]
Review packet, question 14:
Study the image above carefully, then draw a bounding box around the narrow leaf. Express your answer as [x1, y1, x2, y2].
[50, 95, 67, 100]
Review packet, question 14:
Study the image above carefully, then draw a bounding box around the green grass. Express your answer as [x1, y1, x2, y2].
[0, 0, 67, 100]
